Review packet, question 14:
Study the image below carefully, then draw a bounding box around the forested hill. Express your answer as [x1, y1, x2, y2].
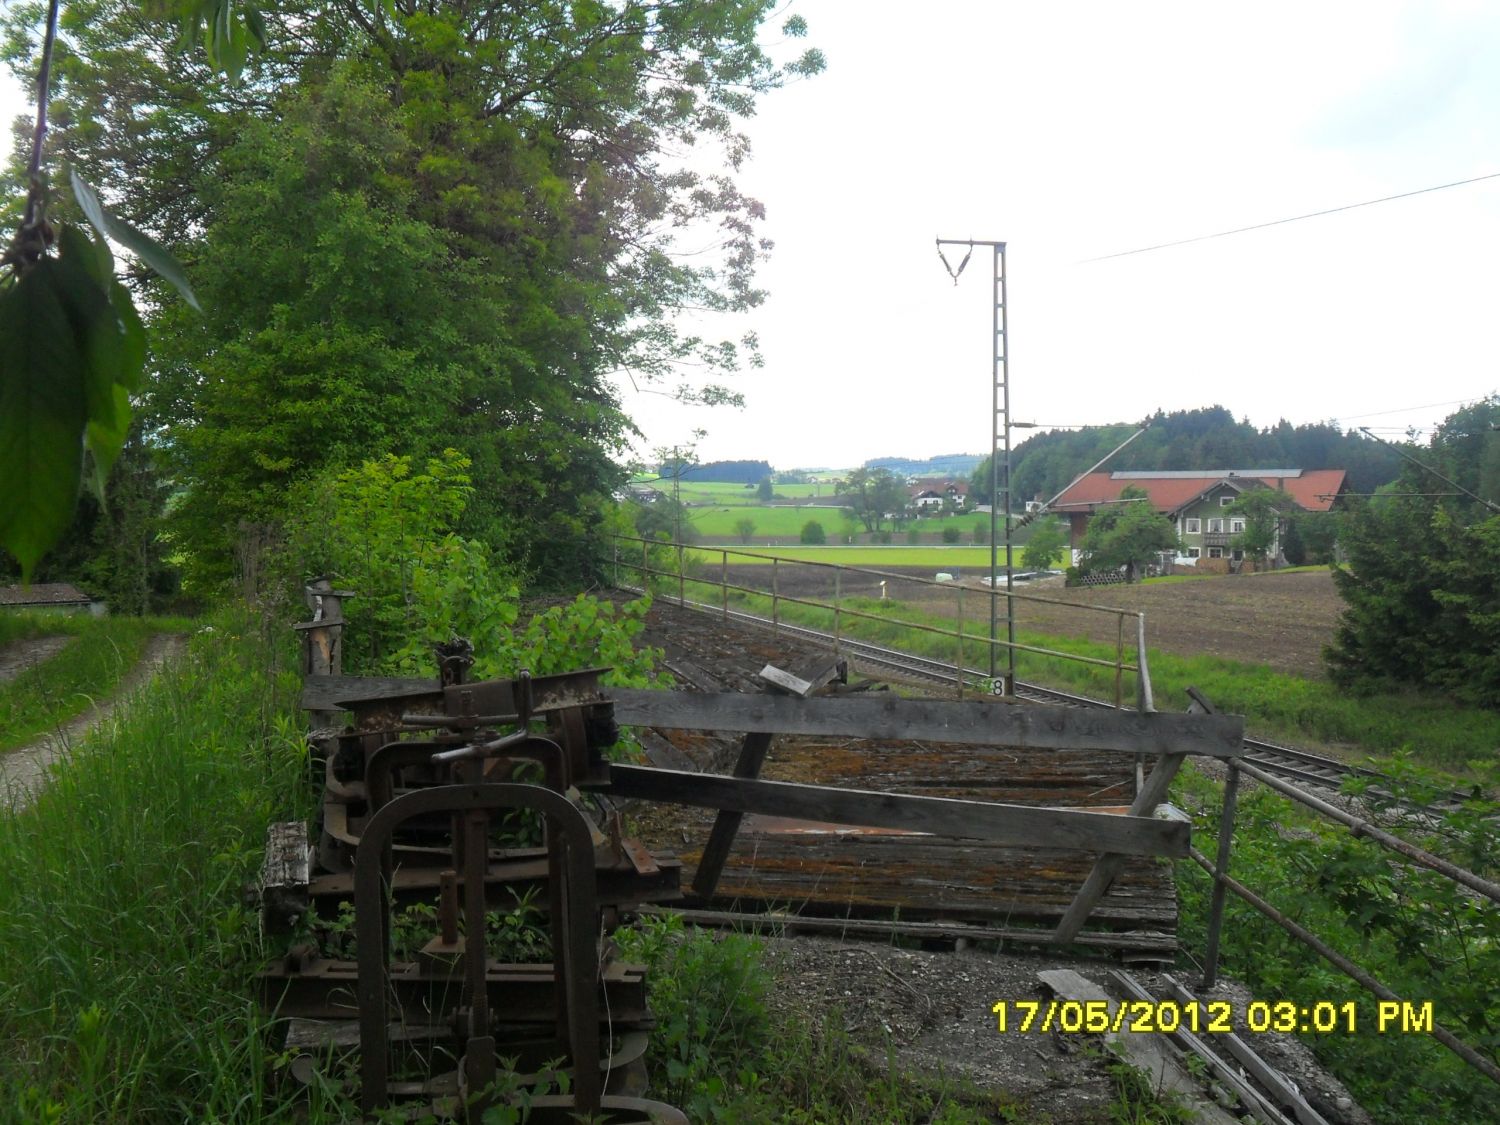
[971, 406, 1403, 505]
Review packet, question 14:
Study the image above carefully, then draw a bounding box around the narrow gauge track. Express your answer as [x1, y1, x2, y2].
[644, 592, 1468, 814]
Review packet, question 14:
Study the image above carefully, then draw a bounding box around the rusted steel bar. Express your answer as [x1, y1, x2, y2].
[1053, 751, 1186, 942]
[1234, 760, 1500, 907]
[1201, 761, 1241, 990]
[1186, 846, 1500, 1088]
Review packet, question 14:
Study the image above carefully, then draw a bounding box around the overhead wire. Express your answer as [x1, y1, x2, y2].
[1079, 170, 1500, 264]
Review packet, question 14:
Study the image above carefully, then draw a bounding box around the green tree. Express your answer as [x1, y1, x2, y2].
[733, 517, 756, 544]
[841, 467, 904, 532]
[798, 520, 825, 545]
[1021, 516, 1067, 571]
[1226, 488, 1281, 563]
[7, 0, 824, 586]
[1079, 487, 1178, 582]
[756, 476, 773, 501]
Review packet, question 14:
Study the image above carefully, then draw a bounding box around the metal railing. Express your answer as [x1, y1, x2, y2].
[609, 535, 1153, 709]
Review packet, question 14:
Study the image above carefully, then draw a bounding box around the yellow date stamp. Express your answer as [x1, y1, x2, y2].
[992, 999, 1434, 1035]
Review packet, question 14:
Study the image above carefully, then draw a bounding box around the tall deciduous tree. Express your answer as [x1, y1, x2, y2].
[841, 467, 904, 533]
[5, 0, 823, 587]
[1078, 486, 1178, 582]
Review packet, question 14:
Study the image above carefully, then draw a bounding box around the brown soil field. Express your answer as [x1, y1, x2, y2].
[714, 565, 1345, 679]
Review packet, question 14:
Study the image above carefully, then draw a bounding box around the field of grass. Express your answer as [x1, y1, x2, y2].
[0, 615, 315, 1120]
[0, 614, 194, 752]
[686, 506, 1017, 543]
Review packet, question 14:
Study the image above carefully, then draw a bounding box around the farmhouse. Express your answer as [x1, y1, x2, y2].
[0, 582, 100, 615]
[907, 478, 969, 511]
[1050, 469, 1347, 564]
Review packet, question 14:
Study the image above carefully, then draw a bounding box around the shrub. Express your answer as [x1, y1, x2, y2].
[941, 526, 962, 544]
[799, 521, 826, 545]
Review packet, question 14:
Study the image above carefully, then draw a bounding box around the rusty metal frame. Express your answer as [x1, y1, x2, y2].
[354, 783, 601, 1119]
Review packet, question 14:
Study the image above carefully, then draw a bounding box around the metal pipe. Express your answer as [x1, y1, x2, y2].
[1187, 846, 1500, 1087]
[1135, 613, 1155, 712]
[1201, 762, 1241, 989]
[1235, 760, 1500, 906]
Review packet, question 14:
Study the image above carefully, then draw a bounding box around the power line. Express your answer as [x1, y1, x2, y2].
[1080, 171, 1500, 264]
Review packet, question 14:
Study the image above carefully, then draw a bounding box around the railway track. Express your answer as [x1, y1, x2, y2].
[648, 591, 1470, 815]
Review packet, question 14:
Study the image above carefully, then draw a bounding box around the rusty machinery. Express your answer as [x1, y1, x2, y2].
[258, 663, 686, 1123]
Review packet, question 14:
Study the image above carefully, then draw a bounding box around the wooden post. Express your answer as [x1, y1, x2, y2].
[956, 586, 964, 700]
[1053, 750, 1186, 942]
[295, 576, 353, 728]
[690, 659, 845, 900]
[720, 550, 728, 623]
[833, 569, 842, 650]
[771, 558, 780, 635]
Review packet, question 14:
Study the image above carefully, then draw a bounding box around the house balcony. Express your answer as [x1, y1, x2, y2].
[1201, 532, 1233, 547]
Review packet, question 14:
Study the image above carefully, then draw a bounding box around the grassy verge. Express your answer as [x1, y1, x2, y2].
[648, 575, 1500, 770]
[1173, 764, 1500, 1124]
[0, 615, 312, 1121]
[0, 614, 194, 752]
[685, 545, 1006, 569]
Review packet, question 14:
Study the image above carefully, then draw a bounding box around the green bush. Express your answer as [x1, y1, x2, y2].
[941, 526, 962, 544]
[799, 520, 826, 545]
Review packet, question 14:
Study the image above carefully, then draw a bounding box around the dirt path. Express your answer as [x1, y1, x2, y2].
[0, 633, 187, 810]
[0, 634, 73, 683]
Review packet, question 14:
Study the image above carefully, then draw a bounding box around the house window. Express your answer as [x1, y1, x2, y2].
[1208, 518, 1226, 533]
[1185, 548, 1201, 558]
[1230, 518, 1246, 533]
[1208, 547, 1224, 559]
[1184, 518, 1201, 534]
[1220, 496, 1234, 507]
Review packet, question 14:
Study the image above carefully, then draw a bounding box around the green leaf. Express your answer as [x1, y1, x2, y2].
[53, 225, 127, 434]
[70, 170, 201, 311]
[110, 281, 147, 390]
[0, 261, 89, 579]
[85, 385, 132, 503]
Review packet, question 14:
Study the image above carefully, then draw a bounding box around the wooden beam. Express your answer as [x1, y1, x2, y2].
[692, 731, 774, 900]
[301, 674, 436, 712]
[605, 764, 1188, 858]
[1053, 752, 1185, 942]
[609, 688, 1245, 757]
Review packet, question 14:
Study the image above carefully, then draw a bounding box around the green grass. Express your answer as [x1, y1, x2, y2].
[0, 614, 316, 1121]
[0, 614, 194, 752]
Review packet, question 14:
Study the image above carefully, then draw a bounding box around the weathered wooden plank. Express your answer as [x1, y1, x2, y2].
[301, 674, 436, 711]
[606, 764, 1187, 858]
[1053, 752, 1186, 942]
[609, 688, 1245, 756]
[261, 821, 312, 931]
[692, 731, 775, 899]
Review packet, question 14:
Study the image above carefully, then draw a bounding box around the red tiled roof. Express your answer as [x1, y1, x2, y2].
[1051, 470, 1347, 515]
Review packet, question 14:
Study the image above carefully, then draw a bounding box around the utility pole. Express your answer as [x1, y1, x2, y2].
[937, 238, 1014, 693]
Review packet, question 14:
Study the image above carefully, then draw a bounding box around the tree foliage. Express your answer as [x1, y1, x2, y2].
[840, 467, 904, 533]
[1021, 516, 1067, 571]
[971, 406, 1404, 508]
[1226, 487, 1281, 562]
[4, 0, 823, 587]
[1078, 486, 1178, 581]
[1326, 398, 1500, 704]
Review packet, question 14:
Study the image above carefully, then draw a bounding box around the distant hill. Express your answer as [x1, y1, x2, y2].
[864, 453, 984, 477]
[657, 459, 773, 484]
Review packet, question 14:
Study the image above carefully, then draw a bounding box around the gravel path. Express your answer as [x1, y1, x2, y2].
[0, 633, 186, 810]
[0, 634, 73, 683]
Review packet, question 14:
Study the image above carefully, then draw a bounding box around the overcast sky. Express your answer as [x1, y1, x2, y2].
[620, 0, 1500, 470]
[6, 1, 1498, 472]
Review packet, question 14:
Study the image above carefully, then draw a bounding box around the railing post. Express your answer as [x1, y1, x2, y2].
[1114, 614, 1124, 709]
[956, 585, 964, 699]
[641, 538, 649, 592]
[721, 550, 728, 623]
[771, 557, 780, 635]
[1202, 761, 1241, 990]
[833, 568, 842, 650]
[676, 542, 686, 607]
[1135, 613, 1155, 713]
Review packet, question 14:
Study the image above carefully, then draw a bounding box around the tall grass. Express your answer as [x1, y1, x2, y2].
[0, 615, 314, 1121]
[0, 616, 182, 751]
